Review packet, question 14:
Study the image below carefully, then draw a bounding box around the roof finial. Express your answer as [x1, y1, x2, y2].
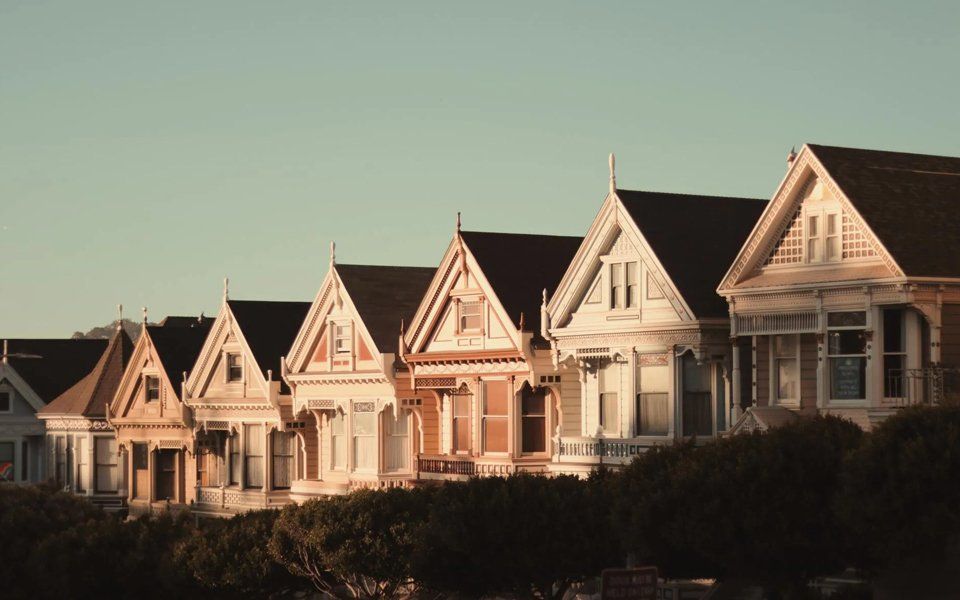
[117, 304, 123, 331]
[456, 211, 462, 234]
[2, 339, 7, 364]
[330, 241, 336, 267]
[609, 153, 616, 195]
[787, 146, 797, 168]
[519, 311, 526, 332]
[142, 306, 148, 327]
[223, 276, 230, 302]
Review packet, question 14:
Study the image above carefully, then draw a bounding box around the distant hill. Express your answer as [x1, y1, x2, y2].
[72, 319, 146, 342]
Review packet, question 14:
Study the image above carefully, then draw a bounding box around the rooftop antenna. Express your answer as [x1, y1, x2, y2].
[609, 153, 616, 195]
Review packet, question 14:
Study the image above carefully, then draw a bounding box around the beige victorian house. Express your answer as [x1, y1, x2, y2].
[282, 257, 436, 497]
[108, 315, 212, 515]
[545, 158, 764, 473]
[401, 224, 581, 479]
[184, 296, 310, 515]
[719, 144, 960, 431]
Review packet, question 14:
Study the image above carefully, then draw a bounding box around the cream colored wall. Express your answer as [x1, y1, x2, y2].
[422, 270, 517, 353]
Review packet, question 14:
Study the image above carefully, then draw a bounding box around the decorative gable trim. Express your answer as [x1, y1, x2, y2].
[185, 303, 270, 400]
[719, 145, 904, 292]
[288, 278, 335, 371]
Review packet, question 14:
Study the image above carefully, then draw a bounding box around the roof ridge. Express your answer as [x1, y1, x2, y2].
[616, 188, 765, 202]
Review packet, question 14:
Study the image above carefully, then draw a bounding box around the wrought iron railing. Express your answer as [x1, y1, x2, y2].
[885, 366, 960, 407]
[416, 456, 517, 477]
[557, 437, 645, 460]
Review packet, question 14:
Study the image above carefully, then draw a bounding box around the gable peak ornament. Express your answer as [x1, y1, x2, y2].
[142, 306, 148, 326]
[609, 152, 616, 195]
[330, 241, 336, 268]
[117, 304, 123, 331]
[787, 146, 797, 168]
[223, 277, 230, 302]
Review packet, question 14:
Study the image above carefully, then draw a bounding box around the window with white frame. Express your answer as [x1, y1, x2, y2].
[520, 387, 546, 454]
[482, 380, 509, 454]
[609, 261, 639, 310]
[94, 437, 118, 493]
[599, 361, 620, 435]
[883, 309, 907, 398]
[54, 436, 66, 486]
[806, 210, 841, 264]
[229, 431, 241, 485]
[244, 424, 264, 488]
[774, 335, 799, 404]
[0, 390, 11, 412]
[75, 436, 87, 492]
[452, 392, 471, 453]
[145, 376, 160, 402]
[0, 442, 14, 482]
[272, 431, 294, 489]
[384, 406, 410, 472]
[227, 354, 243, 382]
[828, 311, 867, 401]
[458, 300, 483, 332]
[334, 323, 352, 355]
[330, 411, 347, 470]
[636, 363, 669, 436]
[352, 404, 377, 471]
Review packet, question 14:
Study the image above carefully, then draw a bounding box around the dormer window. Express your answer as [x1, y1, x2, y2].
[334, 324, 352, 354]
[459, 301, 483, 332]
[227, 354, 243, 382]
[609, 261, 638, 309]
[806, 210, 841, 264]
[145, 376, 160, 402]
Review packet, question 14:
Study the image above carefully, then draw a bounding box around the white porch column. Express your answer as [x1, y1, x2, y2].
[731, 339, 742, 422]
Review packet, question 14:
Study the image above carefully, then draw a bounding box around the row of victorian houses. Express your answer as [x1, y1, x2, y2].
[2, 143, 959, 516]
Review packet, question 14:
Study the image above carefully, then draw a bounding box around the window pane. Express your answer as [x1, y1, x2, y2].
[828, 311, 866, 327]
[483, 417, 508, 453]
[483, 389, 508, 416]
[826, 236, 840, 261]
[884, 354, 906, 398]
[453, 417, 470, 452]
[777, 359, 798, 399]
[807, 239, 819, 262]
[354, 436, 376, 470]
[830, 357, 866, 399]
[0, 392, 10, 412]
[460, 302, 482, 330]
[245, 458, 264, 488]
[600, 392, 619, 434]
[453, 394, 471, 417]
[827, 213, 837, 235]
[682, 392, 712, 437]
[829, 330, 866, 355]
[773, 334, 796, 358]
[626, 262, 638, 308]
[521, 416, 546, 453]
[808, 215, 818, 236]
[522, 393, 545, 416]
[0, 442, 13, 482]
[884, 309, 904, 352]
[637, 393, 668, 435]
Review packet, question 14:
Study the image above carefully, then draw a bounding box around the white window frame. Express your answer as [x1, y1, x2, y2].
[144, 374, 161, 403]
[827, 311, 868, 403]
[226, 353, 243, 383]
[330, 410, 347, 471]
[805, 208, 841, 265]
[771, 334, 800, 406]
[457, 299, 484, 334]
[605, 260, 639, 311]
[333, 322, 352, 355]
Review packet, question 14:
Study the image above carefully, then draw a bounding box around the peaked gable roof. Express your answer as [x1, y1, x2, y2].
[227, 300, 311, 388]
[38, 328, 134, 418]
[807, 144, 960, 278]
[617, 190, 765, 317]
[3, 339, 107, 403]
[147, 316, 214, 397]
[460, 231, 582, 340]
[335, 264, 436, 354]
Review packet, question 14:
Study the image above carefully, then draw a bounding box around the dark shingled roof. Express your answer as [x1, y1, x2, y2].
[228, 300, 311, 392]
[335, 264, 437, 354]
[618, 190, 766, 318]
[147, 317, 214, 398]
[460, 231, 583, 341]
[808, 144, 960, 278]
[4, 338, 107, 403]
[38, 328, 134, 418]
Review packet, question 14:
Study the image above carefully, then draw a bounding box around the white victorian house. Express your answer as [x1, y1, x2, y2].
[546, 157, 765, 473]
[720, 144, 960, 431]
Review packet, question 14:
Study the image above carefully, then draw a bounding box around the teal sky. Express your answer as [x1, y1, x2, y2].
[2, 1, 958, 337]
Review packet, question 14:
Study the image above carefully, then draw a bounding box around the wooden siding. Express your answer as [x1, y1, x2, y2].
[800, 333, 818, 409]
[755, 336, 769, 407]
[941, 304, 960, 368]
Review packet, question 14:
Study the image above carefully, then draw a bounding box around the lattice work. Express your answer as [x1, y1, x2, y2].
[841, 213, 877, 259]
[764, 206, 804, 265]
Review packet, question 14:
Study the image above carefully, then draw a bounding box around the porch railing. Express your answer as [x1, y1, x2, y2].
[416, 456, 516, 477]
[557, 437, 646, 461]
[885, 366, 960, 408]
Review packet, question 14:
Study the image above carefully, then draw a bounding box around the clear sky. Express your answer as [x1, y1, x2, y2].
[2, 1, 958, 337]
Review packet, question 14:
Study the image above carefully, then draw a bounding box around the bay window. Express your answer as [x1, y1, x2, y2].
[600, 361, 620, 435]
[272, 431, 294, 489]
[681, 354, 712, 437]
[94, 437, 118, 492]
[636, 363, 669, 436]
[828, 311, 867, 401]
[482, 380, 509, 454]
[384, 407, 410, 471]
